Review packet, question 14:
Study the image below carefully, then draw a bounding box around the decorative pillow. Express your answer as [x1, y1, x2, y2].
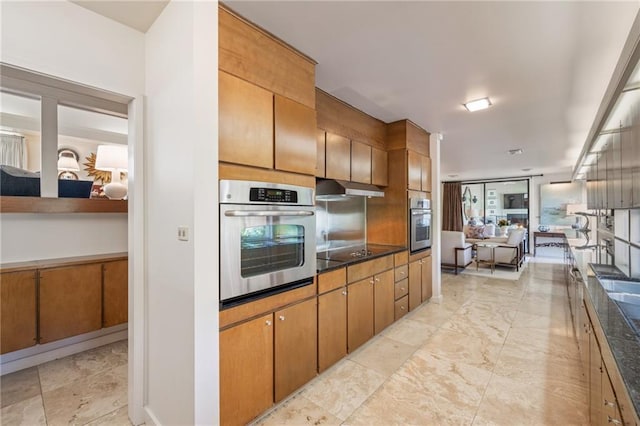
[483, 224, 496, 238]
[507, 229, 523, 245]
[465, 225, 486, 239]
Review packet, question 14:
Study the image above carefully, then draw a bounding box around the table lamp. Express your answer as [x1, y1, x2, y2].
[95, 145, 128, 200]
[57, 148, 80, 179]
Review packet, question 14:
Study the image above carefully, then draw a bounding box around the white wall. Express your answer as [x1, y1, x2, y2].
[0, 214, 127, 262]
[144, 2, 218, 424]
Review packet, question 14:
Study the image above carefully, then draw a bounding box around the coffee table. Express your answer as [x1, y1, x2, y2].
[475, 242, 499, 274]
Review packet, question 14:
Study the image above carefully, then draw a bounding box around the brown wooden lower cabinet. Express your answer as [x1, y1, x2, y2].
[373, 269, 394, 334]
[421, 255, 433, 302]
[220, 313, 274, 426]
[408, 260, 422, 311]
[39, 264, 102, 344]
[103, 260, 128, 327]
[347, 277, 374, 352]
[274, 298, 318, 401]
[318, 287, 347, 373]
[394, 295, 409, 321]
[1, 271, 37, 354]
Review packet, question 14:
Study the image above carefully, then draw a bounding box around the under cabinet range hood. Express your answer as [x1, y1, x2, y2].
[316, 179, 384, 200]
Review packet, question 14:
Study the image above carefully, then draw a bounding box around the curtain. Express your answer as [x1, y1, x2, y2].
[442, 182, 463, 231]
[0, 134, 25, 168]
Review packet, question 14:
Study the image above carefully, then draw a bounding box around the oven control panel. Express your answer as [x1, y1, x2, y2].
[250, 187, 298, 203]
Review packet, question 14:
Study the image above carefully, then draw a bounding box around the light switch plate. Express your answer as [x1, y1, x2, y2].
[178, 226, 189, 241]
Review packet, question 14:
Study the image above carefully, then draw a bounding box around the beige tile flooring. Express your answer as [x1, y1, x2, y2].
[1, 256, 587, 426]
[253, 257, 589, 425]
[1, 340, 130, 425]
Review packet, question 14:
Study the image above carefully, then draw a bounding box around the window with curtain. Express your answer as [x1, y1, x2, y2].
[0, 133, 25, 168]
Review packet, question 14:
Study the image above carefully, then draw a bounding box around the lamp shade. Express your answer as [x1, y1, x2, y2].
[57, 154, 79, 171]
[466, 208, 479, 218]
[95, 145, 128, 171]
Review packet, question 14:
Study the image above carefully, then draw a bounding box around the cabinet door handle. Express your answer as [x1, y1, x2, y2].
[401, 287, 406, 292]
[279, 315, 285, 321]
[265, 320, 272, 326]
[370, 279, 375, 284]
[400, 271, 405, 276]
[375, 277, 380, 283]
[607, 415, 622, 425]
[603, 399, 615, 407]
[342, 290, 347, 296]
[400, 306, 406, 310]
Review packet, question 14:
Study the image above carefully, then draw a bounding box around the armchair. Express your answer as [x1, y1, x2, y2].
[441, 230, 473, 274]
[476, 228, 526, 271]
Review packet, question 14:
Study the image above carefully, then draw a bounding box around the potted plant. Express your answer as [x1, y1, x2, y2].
[497, 219, 510, 236]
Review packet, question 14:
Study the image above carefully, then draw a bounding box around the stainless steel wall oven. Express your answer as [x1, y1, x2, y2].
[220, 180, 316, 307]
[409, 198, 432, 253]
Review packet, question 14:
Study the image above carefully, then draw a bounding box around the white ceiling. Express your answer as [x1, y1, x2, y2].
[72, 1, 638, 182]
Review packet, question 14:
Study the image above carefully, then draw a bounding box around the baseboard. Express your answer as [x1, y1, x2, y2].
[0, 325, 127, 375]
[145, 407, 161, 426]
[431, 294, 444, 304]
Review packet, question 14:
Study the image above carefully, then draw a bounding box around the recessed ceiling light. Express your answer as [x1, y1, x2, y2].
[448, 174, 459, 178]
[463, 97, 492, 112]
[521, 168, 532, 172]
[509, 148, 523, 155]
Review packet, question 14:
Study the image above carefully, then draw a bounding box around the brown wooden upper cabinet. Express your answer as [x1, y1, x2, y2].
[351, 140, 372, 184]
[407, 151, 431, 192]
[372, 147, 388, 186]
[325, 132, 351, 181]
[219, 71, 274, 169]
[1, 271, 37, 354]
[316, 129, 326, 178]
[274, 95, 317, 176]
[39, 264, 102, 344]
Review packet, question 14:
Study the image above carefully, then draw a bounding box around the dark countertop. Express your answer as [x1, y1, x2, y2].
[573, 249, 640, 419]
[316, 244, 407, 273]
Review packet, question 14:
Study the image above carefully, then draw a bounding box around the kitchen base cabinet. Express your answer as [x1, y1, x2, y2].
[394, 295, 409, 321]
[421, 255, 433, 302]
[274, 298, 317, 402]
[318, 287, 347, 373]
[373, 269, 395, 334]
[39, 264, 102, 344]
[102, 260, 128, 328]
[347, 277, 374, 352]
[220, 314, 274, 426]
[1, 271, 37, 354]
[408, 260, 422, 311]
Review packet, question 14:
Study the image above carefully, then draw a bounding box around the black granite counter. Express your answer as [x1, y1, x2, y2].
[573, 249, 640, 419]
[316, 244, 407, 274]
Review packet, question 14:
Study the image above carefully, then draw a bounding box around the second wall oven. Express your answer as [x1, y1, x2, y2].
[220, 180, 316, 307]
[409, 198, 432, 253]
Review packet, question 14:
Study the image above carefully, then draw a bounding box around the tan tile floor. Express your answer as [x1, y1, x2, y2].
[253, 256, 589, 425]
[1, 255, 588, 425]
[1, 340, 130, 425]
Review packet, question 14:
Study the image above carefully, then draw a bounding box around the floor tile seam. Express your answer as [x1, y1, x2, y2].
[37, 362, 126, 396]
[79, 405, 126, 426]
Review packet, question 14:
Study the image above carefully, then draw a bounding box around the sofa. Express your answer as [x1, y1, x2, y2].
[441, 231, 473, 274]
[0, 165, 92, 198]
[462, 223, 509, 245]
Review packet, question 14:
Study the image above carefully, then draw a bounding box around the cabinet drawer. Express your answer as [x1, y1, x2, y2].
[318, 268, 346, 294]
[394, 265, 408, 282]
[394, 251, 408, 266]
[347, 255, 393, 283]
[394, 278, 409, 300]
[394, 295, 409, 321]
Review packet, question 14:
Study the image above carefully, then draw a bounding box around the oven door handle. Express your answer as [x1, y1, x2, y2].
[411, 210, 431, 216]
[224, 210, 315, 217]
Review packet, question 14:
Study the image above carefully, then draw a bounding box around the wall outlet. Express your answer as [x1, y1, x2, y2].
[178, 226, 189, 241]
